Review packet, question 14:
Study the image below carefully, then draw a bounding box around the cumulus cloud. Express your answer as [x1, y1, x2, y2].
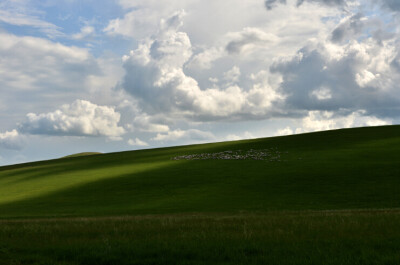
[187, 27, 279, 70]
[296, 110, 391, 133]
[133, 118, 169, 133]
[104, 4, 186, 39]
[0, 130, 25, 150]
[275, 110, 392, 136]
[117, 98, 170, 134]
[225, 131, 255, 141]
[225, 27, 279, 55]
[0, 31, 113, 128]
[311, 87, 332, 100]
[128, 138, 149, 146]
[331, 13, 367, 43]
[186, 47, 223, 70]
[270, 38, 400, 118]
[152, 129, 215, 142]
[275, 126, 294, 136]
[330, 13, 391, 45]
[18, 100, 125, 138]
[107, 0, 400, 131]
[121, 12, 284, 120]
[107, 0, 271, 43]
[223, 66, 241, 84]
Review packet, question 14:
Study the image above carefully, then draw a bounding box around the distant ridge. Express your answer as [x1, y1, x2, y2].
[62, 152, 102, 158]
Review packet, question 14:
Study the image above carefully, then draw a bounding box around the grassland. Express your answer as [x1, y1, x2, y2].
[1, 125, 400, 264]
[2, 210, 400, 265]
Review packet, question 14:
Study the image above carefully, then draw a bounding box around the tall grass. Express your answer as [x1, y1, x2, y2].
[1, 210, 400, 264]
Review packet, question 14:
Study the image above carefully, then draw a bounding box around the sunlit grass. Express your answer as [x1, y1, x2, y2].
[0, 125, 400, 264]
[0, 161, 172, 205]
[0, 125, 400, 218]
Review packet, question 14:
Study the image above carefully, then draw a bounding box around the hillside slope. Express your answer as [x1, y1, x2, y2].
[1, 125, 399, 218]
[62, 152, 102, 158]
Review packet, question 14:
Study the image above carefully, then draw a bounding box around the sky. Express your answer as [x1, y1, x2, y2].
[0, 0, 400, 166]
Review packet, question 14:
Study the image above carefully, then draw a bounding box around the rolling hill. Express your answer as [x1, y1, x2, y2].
[2, 125, 400, 265]
[1, 125, 399, 218]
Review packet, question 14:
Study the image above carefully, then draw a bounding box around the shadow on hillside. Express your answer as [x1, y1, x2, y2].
[1, 145, 400, 218]
[1, 125, 400, 218]
[3, 125, 400, 185]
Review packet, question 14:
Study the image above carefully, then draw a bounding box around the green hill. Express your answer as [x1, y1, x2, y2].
[1, 125, 399, 218]
[2, 125, 400, 265]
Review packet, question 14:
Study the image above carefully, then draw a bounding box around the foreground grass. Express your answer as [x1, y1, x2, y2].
[1, 210, 400, 265]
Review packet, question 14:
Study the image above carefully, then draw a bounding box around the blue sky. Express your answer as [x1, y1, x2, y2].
[0, 0, 400, 165]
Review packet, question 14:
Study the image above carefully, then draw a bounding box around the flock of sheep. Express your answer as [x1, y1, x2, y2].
[171, 148, 287, 162]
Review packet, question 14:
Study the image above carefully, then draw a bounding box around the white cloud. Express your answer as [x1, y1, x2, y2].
[245, 70, 284, 113]
[121, 12, 284, 120]
[109, 0, 339, 53]
[275, 109, 392, 136]
[0, 130, 25, 150]
[104, 8, 159, 39]
[187, 27, 279, 70]
[128, 138, 149, 146]
[110, 0, 348, 123]
[72, 25, 95, 40]
[186, 47, 223, 70]
[275, 126, 294, 136]
[0, 32, 100, 93]
[271, 37, 400, 118]
[0, 31, 120, 126]
[132, 117, 170, 133]
[355, 70, 379, 88]
[225, 27, 279, 55]
[225, 131, 255, 141]
[225, 134, 242, 141]
[18, 100, 125, 138]
[223, 66, 241, 84]
[152, 129, 215, 142]
[117, 100, 170, 133]
[104, 5, 187, 39]
[331, 13, 367, 43]
[311, 87, 332, 100]
[296, 110, 392, 133]
[0, 2, 63, 37]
